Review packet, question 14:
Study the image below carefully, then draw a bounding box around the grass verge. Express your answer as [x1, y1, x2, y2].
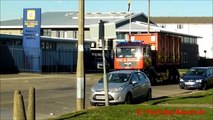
[51, 105, 212, 120]
[146, 88, 213, 105]
[51, 89, 213, 120]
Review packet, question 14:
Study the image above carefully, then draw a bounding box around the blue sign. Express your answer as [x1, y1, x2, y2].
[23, 8, 41, 72]
[23, 8, 41, 48]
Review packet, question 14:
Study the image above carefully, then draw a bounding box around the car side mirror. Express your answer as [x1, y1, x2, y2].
[132, 80, 138, 85]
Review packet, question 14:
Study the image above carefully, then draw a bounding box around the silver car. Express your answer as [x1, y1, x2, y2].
[90, 70, 152, 106]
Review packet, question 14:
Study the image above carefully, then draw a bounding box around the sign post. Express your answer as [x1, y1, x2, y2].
[90, 21, 116, 106]
[99, 20, 109, 106]
[23, 8, 41, 72]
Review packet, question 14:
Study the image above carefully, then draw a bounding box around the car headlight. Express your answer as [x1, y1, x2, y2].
[91, 88, 95, 92]
[180, 78, 184, 82]
[110, 87, 124, 93]
[196, 79, 202, 82]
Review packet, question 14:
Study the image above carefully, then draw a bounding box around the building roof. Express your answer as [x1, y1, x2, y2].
[0, 11, 202, 38]
[150, 17, 213, 24]
[0, 11, 156, 29]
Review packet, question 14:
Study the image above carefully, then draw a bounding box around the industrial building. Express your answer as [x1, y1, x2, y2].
[0, 11, 201, 73]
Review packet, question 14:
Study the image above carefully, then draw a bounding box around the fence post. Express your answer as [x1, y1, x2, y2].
[27, 87, 35, 120]
[13, 90, 26, 120]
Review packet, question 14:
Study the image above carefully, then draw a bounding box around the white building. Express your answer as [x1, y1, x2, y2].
[151, 17, 213, 58]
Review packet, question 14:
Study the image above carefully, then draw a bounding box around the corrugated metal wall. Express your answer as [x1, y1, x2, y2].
[0, 46, 83, 73]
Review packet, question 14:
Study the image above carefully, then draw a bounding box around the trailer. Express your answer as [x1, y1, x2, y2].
[114, 33, 181, 83]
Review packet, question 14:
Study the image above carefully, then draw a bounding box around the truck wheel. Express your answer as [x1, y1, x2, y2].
[125, 93, 132, 104]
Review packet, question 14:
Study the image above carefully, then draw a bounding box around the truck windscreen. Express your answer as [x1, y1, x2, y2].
[116, 47, 142, 58]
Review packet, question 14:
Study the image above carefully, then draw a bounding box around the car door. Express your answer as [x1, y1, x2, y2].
[138, 72, 149, 97]
[130, 73, 141, 99]
[209, 68, 213, 85]
[206, 68, 213, 86]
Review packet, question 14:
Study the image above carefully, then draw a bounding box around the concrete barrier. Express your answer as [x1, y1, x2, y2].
[27, 87, 35, 120]
[13, 90, 27, 120]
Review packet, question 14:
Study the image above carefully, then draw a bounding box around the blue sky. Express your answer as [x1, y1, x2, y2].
[1, 0, 212, 21]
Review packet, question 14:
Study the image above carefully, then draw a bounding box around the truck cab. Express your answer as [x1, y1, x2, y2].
[114, 41, 151, 70]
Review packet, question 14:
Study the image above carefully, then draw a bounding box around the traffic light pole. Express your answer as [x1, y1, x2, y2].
[76, 0, 85, 111]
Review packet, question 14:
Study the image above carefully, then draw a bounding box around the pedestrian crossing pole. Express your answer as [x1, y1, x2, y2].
[76, 0, 85, 111]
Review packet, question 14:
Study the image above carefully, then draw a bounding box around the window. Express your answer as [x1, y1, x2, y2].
[177, 24, 183, 29]
[73, 31, 77, 38]
[116, 33, 125, 39]
[43, 29, 51, 37]
[138, 72, 146, 81]
[183, 53, 188, 63]
[56, 31, 60, 38]
[41, 42, 56, 50]
[131, 73, 139, 82]
[183, 37, 190, 43]
[116, 47, 142, 58]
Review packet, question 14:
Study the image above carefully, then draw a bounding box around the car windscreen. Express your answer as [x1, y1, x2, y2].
[185, 69, 206, 76]
[98, 73, 130, 83]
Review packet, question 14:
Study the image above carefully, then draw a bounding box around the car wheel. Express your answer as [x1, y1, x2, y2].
[202, 83, 208, 90]
[179, 86, 184, 89]
[125, 93, 132, 104]
[146, 90, 152, 101]
[90, 102, 96, 106]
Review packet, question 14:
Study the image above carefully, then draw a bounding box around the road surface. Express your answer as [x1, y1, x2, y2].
[0, 73, 194, 120]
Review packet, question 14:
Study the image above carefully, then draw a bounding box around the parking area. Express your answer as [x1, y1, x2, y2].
[0, 73, 196, 120]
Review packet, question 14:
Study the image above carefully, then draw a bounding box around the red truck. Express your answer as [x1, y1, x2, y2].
[114, 33, 181, 83]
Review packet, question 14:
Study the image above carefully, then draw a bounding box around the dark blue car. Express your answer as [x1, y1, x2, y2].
[179, 67, 213, 90]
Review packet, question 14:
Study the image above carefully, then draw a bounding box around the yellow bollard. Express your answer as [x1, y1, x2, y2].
[27, 87, 35, 120]
[13, 90, 26, 120]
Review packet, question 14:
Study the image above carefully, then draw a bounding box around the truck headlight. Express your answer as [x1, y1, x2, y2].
[196, 79, 202, 82]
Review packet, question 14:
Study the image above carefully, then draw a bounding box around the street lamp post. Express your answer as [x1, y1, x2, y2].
[204, 50, 207, 59]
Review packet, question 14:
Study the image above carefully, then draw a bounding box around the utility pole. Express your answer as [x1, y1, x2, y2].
[99, 20, 109, 106]
[76, 0, 85, 111]
[148, 0, 150, 34]
[128, 0, 132, 41]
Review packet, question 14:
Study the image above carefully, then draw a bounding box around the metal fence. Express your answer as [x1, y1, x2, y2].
[0, 46, 80, 73]
[10, 47, 41, 72]
[42, 49, 77, 73]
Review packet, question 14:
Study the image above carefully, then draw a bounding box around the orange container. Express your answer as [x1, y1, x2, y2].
[130, 33, 181, 66]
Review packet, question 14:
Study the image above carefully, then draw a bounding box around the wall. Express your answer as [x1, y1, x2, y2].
[181, 43, 199, 68]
